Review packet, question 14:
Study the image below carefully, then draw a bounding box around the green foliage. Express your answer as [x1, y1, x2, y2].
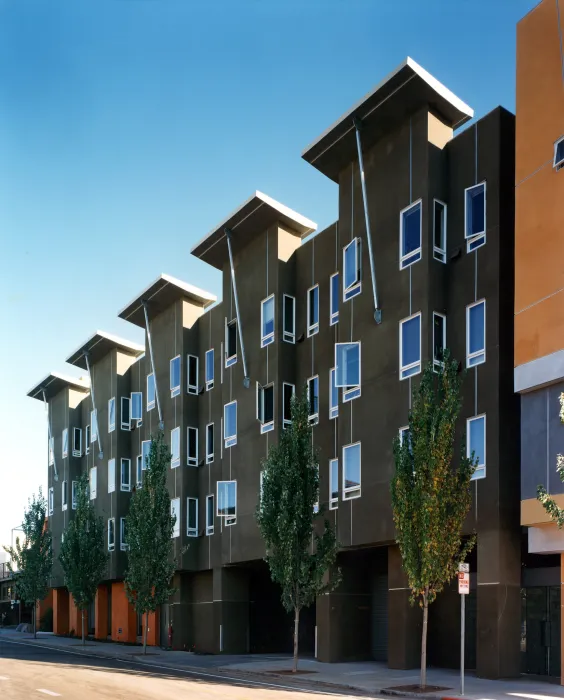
[537, 392, 564, 525]
[59, 475, 108, 614]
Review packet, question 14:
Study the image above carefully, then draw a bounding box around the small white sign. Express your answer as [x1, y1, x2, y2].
[458, 562, 470, 573]
[458, 572, 470, 594]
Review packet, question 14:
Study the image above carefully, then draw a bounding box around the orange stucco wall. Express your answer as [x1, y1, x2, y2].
[36, 589, 53, 630]
[95, 585, 109, 640]
[69, 595, 81, 636]
[111, 582, 137, 644]
[146, 609, 160, 647]
[53, 588, 69, 635]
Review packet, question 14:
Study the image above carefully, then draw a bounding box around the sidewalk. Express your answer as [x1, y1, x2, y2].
[2, 628, 564, 700]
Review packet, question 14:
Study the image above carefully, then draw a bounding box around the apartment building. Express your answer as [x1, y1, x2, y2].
[29, 58, 522, 677]
[514, 0, 564, 682]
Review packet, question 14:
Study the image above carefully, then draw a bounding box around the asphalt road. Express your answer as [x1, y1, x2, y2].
[0, 637, 362, 700]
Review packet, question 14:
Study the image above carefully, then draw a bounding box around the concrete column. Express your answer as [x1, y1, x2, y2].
[111, 582, 136, 643]
[53, 588, 69, 635]
[95, 585, 108, 640]
[213, 567, 249, 653]
[388, 545, 421, 669]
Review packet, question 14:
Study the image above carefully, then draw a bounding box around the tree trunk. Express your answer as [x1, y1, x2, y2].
[420, 589, 429, 689]
[33, 604, 37, 639]
[81, 609, 85, 646]
[143, 613, 148, 655]
[292, 607, 300, 673]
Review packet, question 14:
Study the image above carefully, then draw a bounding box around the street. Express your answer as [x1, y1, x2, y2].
[0, 637, 363, 700]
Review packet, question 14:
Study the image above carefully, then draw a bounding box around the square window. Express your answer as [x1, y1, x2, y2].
[91, 410, 98, 443]
[71, 481, 78, 509]
[467, 414, 486, 480]
[187, 426, 198, 466]
[225, 320, 237, 367]
[48, 436, 54, 466]
[282, 383, 295, 426]
[136, 455, 142, 488]
[48, 487, 54, 515]
[283, 295, 296, 343]
[554, 137, 564, 170]
[72, 428, 82, 458]
[465, 183, 486, 251]
[206, 423, 214, 464]
[62, 480, 68, 511]
[343, 238, 362, 300]
[187, 355, 199, 395]
[108, 518, 115, 552]
[85, 425, 91, 453]
[131, 392, 142, 422]
[141, 440, 152, 470]
[466, 300, 486, 367]
[205, 349, 214, 390]
[224, 401, 237, 448]
[400, 200, 422, 269]
[217, 481, 237, 518]
[400, 313, 422, 380]
[108, 458, 116, 494]
[330, 273, 340, 324]
[62, 428, 68, 459]
[329, 369, 339, 419]
[120, 397, 131, 431]
[261, 295, 275, 347]
[170, 355, 181, 397]
[256, 383, 274, 433]
[433, 199, 447, 263]
[187, 497, 198, 537]
[121, 458, 131, 492]
[120, 518, 128, 551]
[329, 458, 339, 510]
[307, 285, 319, 337]
[147, 374, 155, 411]
[335, 342, 361, 402]
[108, 397, 116, 433]
[307, 376, 319, 425]
[90, 467, 97, 500]
[206, 495, 214, 535]
[433, 312, 446, 370]
[343, 442, 361, 500]
[171, 427, 180, 468]
[171, 498, 180, 538]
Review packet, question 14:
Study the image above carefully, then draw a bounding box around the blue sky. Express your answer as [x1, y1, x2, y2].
[0, 0, 536, 548]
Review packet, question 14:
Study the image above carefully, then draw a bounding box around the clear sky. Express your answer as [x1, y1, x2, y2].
[0, 0, 537, 549]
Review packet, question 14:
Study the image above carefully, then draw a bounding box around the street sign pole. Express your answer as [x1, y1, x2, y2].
[458, 562, 469, 695]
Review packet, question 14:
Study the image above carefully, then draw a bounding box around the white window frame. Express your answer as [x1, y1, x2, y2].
[217, 480, 237, 519]
[187, 354, 199, 395]
[85, 425, 90, 454]
[399, 312, 422, 380]
[108, 518, 115, 552]
[62, 480, 68, 511]
[224, 401, 237, 448]
[433, 199, 447, 263]
[71, 481, 78, 510]
[171, 427, 180, 468]
[261, 294, 275, 348]
[466, 299, 486, 368]
[307, 285, 319, 337]
[171, 498, 180, 539]
[136, 455, 142, 488]
[120, 517, 128, 551]
[467, 414, 486, 481]
[329, 458, 339, 510]
[130, 392, 142, 422]
[225, 319, 238, 368]
[206, 423, 214, 464]
[146, 374, 155, 411]
[399, 199, 422, 270]
[256, 382, 274, 434]
[91, 409, 98, 443]
[108, 397, 116, 433]
[335, 342, 361, 403]
[62, 428, 68, 459]
[48, 487, 54, 515]
[108, 458, 116, 494]
[206, 494, 214, 535]
[205, 349, 214, 391]
[342, 442, 361, 500]
[48, 436, 54, 466]
[330, 273, 339, 324]
[72, 427, 82, 458]
[307, 375, 319, 425]
[120, 397, 131, 431]
[282, 382, 295, 427]
[187, 497, 198, 537]
[170, 355, 181, 397]
[120, 458, 131, 492]
[554, 136, 564, 170]
[343, 238, 362, 300]
[187, 426, 198, 466]
[433, 312, 447, 371]
[141, 440, 151, 470]
[329, 368, 339, 420]
[399, 426, 410, 445]
[283, 294, 296, 343]
[90, 466, 97, 500]
[464, 182, 486, 252]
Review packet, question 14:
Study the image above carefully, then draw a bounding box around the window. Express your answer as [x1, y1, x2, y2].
[131, 392, 142, 422]
[71, 481, 78, 510]
[225, 320, 237, 367]
[330, 273, 339, 324]
[283, 295, 296, 343]
[136, 455, 142, 488]
[48, 487, 54, 515]
[90, 467, 97, 499]
[187, 497, 198, 537]
[62, 480, 68, 511]
[329, 458, 339, 510]
[187, 427, 198, 466]
[170, 355, 181, 397]
[282, 383, 295, 427]
[206, 423, 214, 464]
[108, 518, 115, 552]
[399, 426, 412, 454]
[433, 313, 446, 370]
[91, 410, 98, 443]
[329, 368, 339, 419]
[224, 401, 237, 448]
[466, 300, 486, 367]
[307, 285, 319, 337]
[72, 428, 82, 458]
[48, 437, 54, 466]
[62, 429, 68, 459]
[108, 397, 116, 433]
[433, 200, 447, 263]
[120, 397, 131, 431]
[256, 383, 274, 433]
[85, 425, 90, 454]
[261, 295, 275, 347]
[171, 427, 180, 468]
[141, 440, 151, 470]
[400, 200, 422, 269]
[343, 238, 362, 300]
[121, 458, 131, 492]
[467, 415, 486, 480]
[465, 183, 486, 251]
[343, 442, 361, 500]
[206, 495, 214, 535]
[187, 355, 199, 395]
[108, 458, 116, 494]
[205, 349, 214, 390]
[400, 313, 422, 380]
[120, 518, 128, 551]
[217, 481, 237, 518]
[171, 498, 180, 538]
[147, 374, 155, 411]
[307, 376, 319, 424]
[554, 137, 564, 170]
[335, 342, 361, 402]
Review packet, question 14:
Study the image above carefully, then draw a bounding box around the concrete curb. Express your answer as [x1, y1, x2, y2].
[381, 689, 461, 700]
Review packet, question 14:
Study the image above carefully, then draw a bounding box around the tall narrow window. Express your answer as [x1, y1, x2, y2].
[48, 437, 54, 466]
[342, 442, 361, 500]
[225, 320, 237, 367]
[48, 487, 54, 515]
[91, 410, 98, 443]
[399, 313, 422, 379]
[108, 518, 115, 552]
[217, 481, 237, 518]
[72, 428, 82, 458]
[399, 426, 412, 454]
[108, 458, 116, 494]
[433, 200, 447, 263]
[187, 497, 198, 537]
[554, 137, 564, 170]
[171, 427, 180, 468]
[120, 518, 128, 551]
[206, 495, 214, 535]
[71, 481, 78, 510]
[170, 355, 181, 397]
[205, 349, 214, 390]
[121, 458, 131, 492]
[282, 383, 295, 427]
[224, 401, 237, 448]
[147, 374, 155, 411]
[335, 342, 361, 402]
[62, 480, 68, 511]
[85, 426, 90, 454]
[187, 355, 199, 395]
[329, 368, 339, 419]
[283, 295, 296, 343]
[261, 295, 275, 347]
[307, 376, 319, 425]
[130, 392, 142, 422]
[307, 285, 319, 337]
[330, 273, 339, 324]
[90, 467, 97, 500]
[171, 498, 180, 538]
[108, 397, 116, 433]
[120, 397, 131, 431]
[206, 423, 214, 464]
[433, 313, 446, 370]
[62, 429, 68, 459]
[465, 183, 486, 251]
[467, 300, 486, 367]
[400, 200, 422, 269]
[136, 455, 142, 488]
[467, 415, 486, 480]
[329, 458, 339, 510]
[187, 427, 198, 466]
[256, 383, 274, 433]
[343, 238, 362, 300]
[141, 440, 152, 470]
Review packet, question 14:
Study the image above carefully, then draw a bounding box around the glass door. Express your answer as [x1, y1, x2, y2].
[522, 586, 561, 677]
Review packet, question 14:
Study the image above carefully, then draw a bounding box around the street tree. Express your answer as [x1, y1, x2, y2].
[256, 389, 340, 673]
[537, 392, 564, 524]
[59, 474, 108, 645]
[125, 430, 177, 654]
[3, 489, 53, 639]
[391, 352, 476, 689]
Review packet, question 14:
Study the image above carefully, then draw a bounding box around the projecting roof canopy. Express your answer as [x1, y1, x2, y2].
[27, 372, 90, 402]
[66, 331, 145, 370]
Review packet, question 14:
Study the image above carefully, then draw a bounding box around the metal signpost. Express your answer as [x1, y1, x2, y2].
[458, 562, 470, 695]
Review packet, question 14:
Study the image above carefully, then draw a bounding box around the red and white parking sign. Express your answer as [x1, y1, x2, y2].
[458, 572, 470, 594]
